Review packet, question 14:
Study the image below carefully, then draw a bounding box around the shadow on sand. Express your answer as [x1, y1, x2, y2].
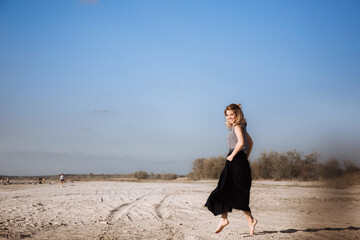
[251, 226, 359, 236]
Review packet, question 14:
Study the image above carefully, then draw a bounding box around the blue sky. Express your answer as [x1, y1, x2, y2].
[1, 0, 359, 175]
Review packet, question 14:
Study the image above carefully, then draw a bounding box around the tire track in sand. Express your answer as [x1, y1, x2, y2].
[100, 193, 171, 239]
[154, 195, 169, 219]
[106, 195, 147, 223]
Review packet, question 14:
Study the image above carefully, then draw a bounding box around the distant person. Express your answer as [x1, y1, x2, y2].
[42, 178, 46, 184]
[60, 173, 64, 188]
[6, 177, 10, 185]
[1, 179, 3, 185]
[205, 103, 257, 235]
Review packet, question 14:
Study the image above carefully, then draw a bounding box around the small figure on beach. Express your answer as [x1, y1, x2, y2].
[205, 103, 257, 235]
[6, 177, 10, 185]
[0, 179, 3, 185]
[60, 173, 64, 188]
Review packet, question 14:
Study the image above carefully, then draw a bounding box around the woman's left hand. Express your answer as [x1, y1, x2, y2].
[227, 155, 234, 161]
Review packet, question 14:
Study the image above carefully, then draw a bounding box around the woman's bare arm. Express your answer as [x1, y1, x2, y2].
[246, 133, 253, 158]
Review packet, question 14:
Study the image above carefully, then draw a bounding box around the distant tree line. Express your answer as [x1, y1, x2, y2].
[187, 156, 226, 180]
[188, 150, 360, 182]
[1, 171, 180, 182]
[132, 171, 178, 180]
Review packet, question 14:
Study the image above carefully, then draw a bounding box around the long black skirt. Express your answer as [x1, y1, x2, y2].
[205, 150, 252, 216]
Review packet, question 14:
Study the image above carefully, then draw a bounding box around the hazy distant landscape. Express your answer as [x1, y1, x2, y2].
[2, 149, 359, 189]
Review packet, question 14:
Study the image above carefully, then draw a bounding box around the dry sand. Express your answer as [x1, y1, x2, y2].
[0, 180, 359, 240]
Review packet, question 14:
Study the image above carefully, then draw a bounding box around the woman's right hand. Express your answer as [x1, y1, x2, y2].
[226, 155, 234, 161]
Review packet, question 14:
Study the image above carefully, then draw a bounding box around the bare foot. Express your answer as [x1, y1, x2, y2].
[249, 218, 257, 235]
[215, 218, 229, 234]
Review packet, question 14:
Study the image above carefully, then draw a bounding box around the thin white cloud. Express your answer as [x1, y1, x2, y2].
[93, 109, 116, 114]
[79, 0, 99, 5]
[52, 150, 73, 154]
[78, 128, 92, 132]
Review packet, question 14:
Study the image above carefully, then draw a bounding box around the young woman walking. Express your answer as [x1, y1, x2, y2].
[205, 103, 257, 235]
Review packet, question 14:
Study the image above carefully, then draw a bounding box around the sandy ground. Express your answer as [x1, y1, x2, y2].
[0, 180, 359, 240]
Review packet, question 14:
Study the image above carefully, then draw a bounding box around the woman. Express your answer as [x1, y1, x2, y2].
[60, 173, 64, 188]
[205, 103, 257, 235]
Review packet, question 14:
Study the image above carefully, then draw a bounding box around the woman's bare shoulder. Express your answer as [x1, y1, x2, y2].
[233, 125, 242, 132]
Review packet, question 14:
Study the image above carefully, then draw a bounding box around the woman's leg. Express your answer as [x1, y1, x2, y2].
[215, 211, 229, 233]
[242, 210, 257, 235]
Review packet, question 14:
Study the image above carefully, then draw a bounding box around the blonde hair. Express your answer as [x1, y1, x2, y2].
[224, 103, 247, 129]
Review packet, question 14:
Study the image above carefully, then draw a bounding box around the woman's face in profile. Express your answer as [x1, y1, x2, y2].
[226, 110, 236, 124]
